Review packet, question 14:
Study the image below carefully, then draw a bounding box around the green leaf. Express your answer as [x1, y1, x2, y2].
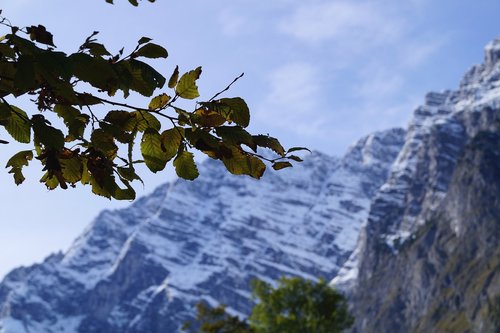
[173, 151, 199, 180]
[215, 126, 256, 152]
[26, 25, 55, 46]
[184, 128, 220, 158]
[192, 108, 226, 127]
[40, 172, 60, 190]
[288, 155, 303, 162]
[69, 53, 117, 92]
[135, 43, 168, 59]
[84, 42, 111, 57]
[138, 37, 152, 45]
[91, 129, 118, 159]
[272, 161, 293, 170]
[61, 157, 83, 184]
[218, 97, 250, 128]
[117, 167, 143, 184]
[104, 110, 133, 127]
[6, 150, 33, 185]
[32, 115, 64, 150]
[148, 93, 171, 110]
[160, 127, 184, 162]
[124, 111, 161, 132]
[113, 184, 136, 200]
[287, 146, 311, 153]
[128, 59, 166, 96]
[14, 55, 36, 91]
[141, 129, 168, 172]
[253, 135, 285, 156]
[168, 65, 179, 89]
[2, 105, 31, 143]
[176, 67, 202, 99]
[222, 145, 266, 179]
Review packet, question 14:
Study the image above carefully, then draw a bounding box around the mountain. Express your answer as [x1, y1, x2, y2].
[333, 38, 500, 332]
[0, 129, 405, 332]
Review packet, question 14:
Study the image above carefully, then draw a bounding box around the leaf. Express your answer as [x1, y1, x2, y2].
[148, 93, 171, 110]
[3, 105, 31, 143]
[173, 151, 199, 180]
[117, 167, 143, 184]
[69, 53, 117, 92]
[113, 183, 136, 200]
[124, 111, 161, 132]
[26, 25, 55, 46]
[192, 108, 226, 127]
[184, 128, 220, 158]
[221, 145, 266, 179]
[176, 67, 202, 99]
[138, 37, 152, 45]
[253, 135, 285, 156]
[14, 55, 36, 91]
[272, 161, 293, 170]
[161, 127, 184, 162]
[218, 97, 250, 128]
[84, 42, 111, 57]
[6, 150, 33, 185]
[127, 59, 166, 96]
[91, 129, 118, 159]
[288, 155, 303, 162]
[32, 115, 64, 150]
[287, 146, 311, 153]
[61, 156, 83, 184]
[141, 129, 168, 172]
[168, 65, 179, 89]
[135, 43, 168, 59]
[104, 110, 133, 127]
[215, 126, 256, 152]
[128, 0, 139, 5]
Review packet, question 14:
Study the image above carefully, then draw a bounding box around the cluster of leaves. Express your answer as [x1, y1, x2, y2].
[183, 277, 354, 333]
[0, 12, 306, 200]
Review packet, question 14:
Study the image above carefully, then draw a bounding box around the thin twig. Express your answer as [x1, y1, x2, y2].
[208, 72, 244, 102]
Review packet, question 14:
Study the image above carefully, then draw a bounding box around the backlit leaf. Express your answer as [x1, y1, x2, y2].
[173, 151, 199, 180]
[6, 150, 33, 185]
[168, 65, 179, 88]
[161, 127, 184, 162]
[176, 67, 202, 99]
[3, 105, 30, 143]
[222, 145, 266, 179]
[148, 93, 171, 110]
[253, 135, 285, 156]
[272, 161, 292, 170]
[218, 97, 250, 128]
[61, 156, 83, 184]
[32, 115, 64, 150]
[135, 43, 168, 59]
[141, 129, 168, 172]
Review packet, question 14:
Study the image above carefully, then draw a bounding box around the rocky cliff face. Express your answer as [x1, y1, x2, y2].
[333, 38, 500, 333]
[0, 129, 404, 333]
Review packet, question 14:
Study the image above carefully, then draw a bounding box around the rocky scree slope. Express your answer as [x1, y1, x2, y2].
[333, 38, 500, 333]
[0, 128, 404, 333]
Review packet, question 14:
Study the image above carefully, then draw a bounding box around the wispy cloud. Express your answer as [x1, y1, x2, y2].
[255, 62, 328, 137]
[278, 1, 405, 47]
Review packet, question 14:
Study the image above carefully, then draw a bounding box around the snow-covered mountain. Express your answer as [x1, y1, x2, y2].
[333, 38, 500, 332]
[0, 128, 404, 332]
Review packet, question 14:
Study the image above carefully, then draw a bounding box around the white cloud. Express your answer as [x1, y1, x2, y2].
[278, 1, 405, 46]
[255, 62, 328, 137]
[218, 9, 252, 37]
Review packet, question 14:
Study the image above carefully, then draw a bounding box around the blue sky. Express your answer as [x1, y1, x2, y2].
[0, 0, 499, 278]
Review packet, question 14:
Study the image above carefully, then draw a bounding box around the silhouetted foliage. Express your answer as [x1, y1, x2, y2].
[0, 6, 306, 200]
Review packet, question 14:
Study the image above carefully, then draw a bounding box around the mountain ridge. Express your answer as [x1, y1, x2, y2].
[0, 128, 405, 332]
